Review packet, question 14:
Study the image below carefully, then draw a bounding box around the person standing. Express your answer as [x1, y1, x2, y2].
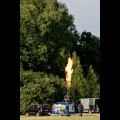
[78, 102, 84, 117]
[66, 104, 71, 116]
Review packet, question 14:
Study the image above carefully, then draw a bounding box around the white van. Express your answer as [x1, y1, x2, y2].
[79, 98, 100, 113]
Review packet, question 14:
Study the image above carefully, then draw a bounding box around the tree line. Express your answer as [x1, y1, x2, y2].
[20, 0, 100, 113]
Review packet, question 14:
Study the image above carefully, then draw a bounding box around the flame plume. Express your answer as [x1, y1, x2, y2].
[65, 55, 73, 90]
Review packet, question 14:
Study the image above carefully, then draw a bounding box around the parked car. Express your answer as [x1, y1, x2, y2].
[25, 104, 51, 117]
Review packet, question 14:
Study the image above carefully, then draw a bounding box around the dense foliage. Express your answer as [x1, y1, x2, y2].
[20, 0, 100, 113]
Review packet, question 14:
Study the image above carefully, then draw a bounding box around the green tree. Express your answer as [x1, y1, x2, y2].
[76, 31, 100, 78]
[93, 83, 100, 98]
[49, 75, 66, 102]
[70, 51, 88, 102]
[20, 70, 66, 113]
[87, 65, 99, 97]
[20, 71, 55, 113]
[20, 0, 78, 78]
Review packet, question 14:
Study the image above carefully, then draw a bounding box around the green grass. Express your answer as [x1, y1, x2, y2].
[20, 113, 100, 120]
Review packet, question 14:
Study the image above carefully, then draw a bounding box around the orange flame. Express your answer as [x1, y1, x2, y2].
[65, 55, 73, 89]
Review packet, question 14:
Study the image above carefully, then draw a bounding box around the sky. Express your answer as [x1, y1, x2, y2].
[57, 0, 100, 37]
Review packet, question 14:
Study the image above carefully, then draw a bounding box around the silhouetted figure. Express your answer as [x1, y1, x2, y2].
[78, 102, 84, 117]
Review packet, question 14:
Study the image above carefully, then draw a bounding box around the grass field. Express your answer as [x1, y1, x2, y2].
[20, 113, 100, 120]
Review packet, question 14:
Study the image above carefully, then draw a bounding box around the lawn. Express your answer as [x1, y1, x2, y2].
[20, 113, 100, 120]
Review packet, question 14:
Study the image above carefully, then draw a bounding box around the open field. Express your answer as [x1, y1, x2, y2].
[20, 113, 100, 120]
